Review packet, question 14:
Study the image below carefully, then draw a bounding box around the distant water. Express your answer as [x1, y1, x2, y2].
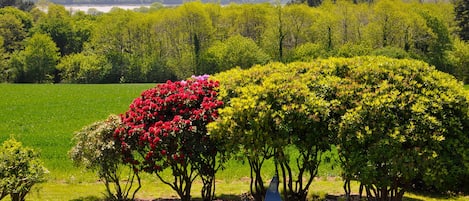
[64, 4, 154, 13]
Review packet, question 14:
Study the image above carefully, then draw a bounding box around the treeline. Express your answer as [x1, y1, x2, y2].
[0, 0, 468, 83]
[42, 0, 269, 5]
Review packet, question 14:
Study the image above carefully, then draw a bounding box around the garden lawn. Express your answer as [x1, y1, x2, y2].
[0, 84, 155, 180]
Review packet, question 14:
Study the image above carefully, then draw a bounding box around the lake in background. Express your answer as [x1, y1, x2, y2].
[64, 4, 154, 13]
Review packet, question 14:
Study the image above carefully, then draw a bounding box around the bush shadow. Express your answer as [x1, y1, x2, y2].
[69, 195, 103, 201]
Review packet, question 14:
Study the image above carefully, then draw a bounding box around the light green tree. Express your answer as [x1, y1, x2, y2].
[57, 53, 111, 83]
[0, 12, 27, 53]
[448, 39, 469, 84]
[201, 35, 270, 74]
[11, 33, 59, 83]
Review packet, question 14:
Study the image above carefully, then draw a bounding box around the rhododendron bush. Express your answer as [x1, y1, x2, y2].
[114, 76, 224, 201]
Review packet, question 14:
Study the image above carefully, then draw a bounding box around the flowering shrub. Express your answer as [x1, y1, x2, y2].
[69, 115, 140, 201]
[114, 76, 223, 201]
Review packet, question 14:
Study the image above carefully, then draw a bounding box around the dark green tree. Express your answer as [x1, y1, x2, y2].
[0, 0, 34, 11]
[418, 11, 453, 73]
[33, 4, 76, 56]
[455, 0, 469, 41]
[289, 0, 323, 7]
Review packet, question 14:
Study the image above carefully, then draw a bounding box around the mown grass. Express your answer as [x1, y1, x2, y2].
[0, 84, 155, 180]
[0, 84, 467, 201]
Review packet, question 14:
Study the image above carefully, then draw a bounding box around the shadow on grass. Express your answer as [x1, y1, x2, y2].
[216, 194, 242, 201]
[320, 194, 424, 201]
[69, 195, 102, 201]
[403, 196, 424, 201]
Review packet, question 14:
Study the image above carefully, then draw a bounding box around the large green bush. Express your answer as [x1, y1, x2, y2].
[211, 62, 339, 201]
[211, 56, 469, 201]
[324, 57, 469, 199]
[0, 138, 47, 201]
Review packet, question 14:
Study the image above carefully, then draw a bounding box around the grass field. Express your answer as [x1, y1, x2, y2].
[0, 84, 467, 201]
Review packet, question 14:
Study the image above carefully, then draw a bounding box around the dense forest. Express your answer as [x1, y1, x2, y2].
[0, 0, 468, 84]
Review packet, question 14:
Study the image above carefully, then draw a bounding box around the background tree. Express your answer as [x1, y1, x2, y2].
[86, 9, 140, 82]
[33, 4, 81, 56]
[11, 33, 59, 83]
[289, 0, 323, 7]
[57, 52, 111, 83]
[311, 3, 341, 51]
[0, 138, 47, 201]
[69, 115, 141, 201]
[0, 8, 28, 53]
[417, 11, 453, 73]
[0, 36, 13, 82]
[280, 4, 314, 61]
[224, 4, 271, 45]
[0, 0, 34, 11]
[454, 0, 469, 41]
[448, 39, 469, 84]
[200, 35, 270, 74]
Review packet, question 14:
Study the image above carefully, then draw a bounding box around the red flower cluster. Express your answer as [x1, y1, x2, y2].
[114, 78, 223, 173]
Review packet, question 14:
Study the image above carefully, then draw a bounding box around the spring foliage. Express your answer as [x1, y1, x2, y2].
[210, 56, 469, 200]
[0, 138, 47, 201]
[2, 1, 467, 84]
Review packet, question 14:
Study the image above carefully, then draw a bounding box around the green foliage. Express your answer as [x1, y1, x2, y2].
[0, 7, 32, 31]
[212, 56, 469, 200]
[332, 42, 371, 57]
[11, 33, 59, 83]
[417, 11, 453, 73]
[211, 62, 338, 201]
[0, 36, 13, 82]
[371, 46, 411, 59]
[0, 138, 47, 201]
[290, 42, 328, 62]
[0, 9, 28, 53]
[69, 115, 141, 201]
[325, 57, 469, 199]
[0, 0, 34, 11]
[33, 4, 92, 57]
[455, 0, 469, 41]
[0, 1, 462, 84]
[448, 39, 469, 84]
[201, 35, 270, 74]
[57, 53, 111, 83]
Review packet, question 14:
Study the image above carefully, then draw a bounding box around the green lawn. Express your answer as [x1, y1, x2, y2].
[0, 84, 467, 201]
[0, 84, 155, 180]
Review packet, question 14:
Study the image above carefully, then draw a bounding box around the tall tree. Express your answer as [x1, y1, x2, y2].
[455, 0, 469, 41]
[32, 3, 92, 62]
[0, 11, 27, 53]
[0, 0, 34, 11]
[289, 0, 323, 7]
[11, 33, 59, 83]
